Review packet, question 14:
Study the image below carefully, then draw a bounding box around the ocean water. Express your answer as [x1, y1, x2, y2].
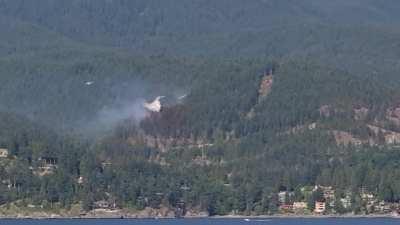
[0, 218, 399, 225]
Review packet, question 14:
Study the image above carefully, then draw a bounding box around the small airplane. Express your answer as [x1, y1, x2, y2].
[244, 218, 271, 222]
[178, 94, 187, 100]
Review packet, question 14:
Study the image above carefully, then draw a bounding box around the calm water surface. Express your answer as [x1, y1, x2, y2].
[0, 218, 399, 225]
[0, 219, 400, 225]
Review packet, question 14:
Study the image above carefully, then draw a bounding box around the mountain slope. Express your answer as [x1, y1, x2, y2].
[1, 0, 400, 217]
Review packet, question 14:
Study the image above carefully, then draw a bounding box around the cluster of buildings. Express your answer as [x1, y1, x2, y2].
[277, 185, 400, 215]
[0, 153, 61, 190]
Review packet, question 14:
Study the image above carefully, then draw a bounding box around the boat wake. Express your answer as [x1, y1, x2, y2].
[244, 218, 272, 222]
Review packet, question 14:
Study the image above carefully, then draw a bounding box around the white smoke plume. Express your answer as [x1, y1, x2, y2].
[97, 99, 148, 125]
[75, 79, 189, 136]
[143, 96, 165, 112]
[80, 98, 147, 136]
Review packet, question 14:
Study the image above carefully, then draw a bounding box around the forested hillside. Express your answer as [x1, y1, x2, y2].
[1, 0, 400, 217]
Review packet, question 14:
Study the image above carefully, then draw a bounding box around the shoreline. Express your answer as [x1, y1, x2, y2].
[1, 214, 399, 220]
[213, 214, 400, 219]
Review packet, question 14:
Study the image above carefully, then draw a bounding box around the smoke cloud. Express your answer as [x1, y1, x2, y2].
[97, 99, 147, 127]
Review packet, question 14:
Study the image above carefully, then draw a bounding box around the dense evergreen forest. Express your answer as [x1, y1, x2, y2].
[1, 0, 400, 217]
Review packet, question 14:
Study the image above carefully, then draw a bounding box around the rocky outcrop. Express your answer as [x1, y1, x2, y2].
[330, 125, 400, 147]
[367, 125, 400, 145]
[319, 105, 347, 118]
[354, 107, 369, 121]
[332, 131, 363, 146]
[284, 122, 317, 135]
[133, 207, 175, 218]
[319, 105, 332, 118]
[386, 106, 400, 127]
[258, 75, 273, 99]
[247, 72, 274, 118]
[128, 134, 212, 153]
[0, 203, 184, 219]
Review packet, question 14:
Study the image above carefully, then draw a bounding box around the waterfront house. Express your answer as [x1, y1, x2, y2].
[314, 202, 326, 213]
[278, 191, 294, 204]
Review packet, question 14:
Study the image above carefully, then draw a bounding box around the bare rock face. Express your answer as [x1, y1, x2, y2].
[319, 105, 332, 117]
[128, 133, 211, 153]
[385, 132, 400, 145]
[367, 125, 400, 145]
[354, 107, 369, 121]
[134, 207, 175, 218]
[184, 208, 209, 217]
[284, 122, 317, 135]
[386, 106, 400, 126]
[332, 131, 363, 146]
[247, 71, 274, 118]
[258, 75, 273, 99]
